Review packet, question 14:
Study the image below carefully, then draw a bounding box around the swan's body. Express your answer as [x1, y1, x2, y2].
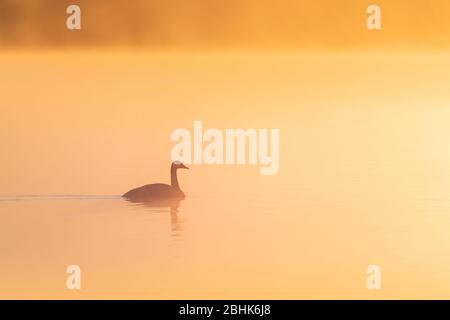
[122, 161, 188, 203]
[123, 183, 184, 202]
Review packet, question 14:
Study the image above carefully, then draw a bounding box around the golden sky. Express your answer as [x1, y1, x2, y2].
[1, 0, 450, 50]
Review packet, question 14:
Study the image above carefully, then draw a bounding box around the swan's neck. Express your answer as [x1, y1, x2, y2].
[171, 167, 180, 189]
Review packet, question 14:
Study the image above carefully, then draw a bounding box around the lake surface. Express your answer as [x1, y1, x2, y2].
[1, 52, 450, 299]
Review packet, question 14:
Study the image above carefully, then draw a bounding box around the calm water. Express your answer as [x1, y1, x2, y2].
[1, 52, 450, 298]
[1, 183, 450, 299]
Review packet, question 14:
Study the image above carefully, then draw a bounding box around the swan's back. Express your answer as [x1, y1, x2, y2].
[122, 183, 184, 202]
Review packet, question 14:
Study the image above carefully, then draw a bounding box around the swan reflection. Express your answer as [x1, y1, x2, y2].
[125, 198, 183, 235]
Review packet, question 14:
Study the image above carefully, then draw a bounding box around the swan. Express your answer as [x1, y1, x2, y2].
[122, 161, 189, 203]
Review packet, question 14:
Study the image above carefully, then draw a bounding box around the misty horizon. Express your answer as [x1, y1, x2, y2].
[1, 0, 450, 50]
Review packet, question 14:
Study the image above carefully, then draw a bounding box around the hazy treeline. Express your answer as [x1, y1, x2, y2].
[0, 0, 449, 49]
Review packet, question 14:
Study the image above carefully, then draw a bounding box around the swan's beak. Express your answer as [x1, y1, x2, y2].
[180, 163, 189, 169]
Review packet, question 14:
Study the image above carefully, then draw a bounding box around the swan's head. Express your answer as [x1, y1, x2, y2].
[172, 160, 189, 170]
